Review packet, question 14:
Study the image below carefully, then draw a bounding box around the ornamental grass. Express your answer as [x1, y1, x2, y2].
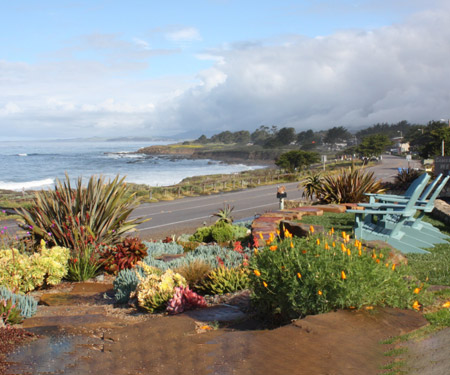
[249, 229, 426, 324]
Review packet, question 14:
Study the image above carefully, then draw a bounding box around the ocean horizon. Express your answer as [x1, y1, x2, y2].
[0, 140, 265, 191]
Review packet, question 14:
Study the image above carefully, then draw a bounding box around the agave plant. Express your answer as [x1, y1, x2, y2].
[300, 172, 323, 201]
[17, 174, 147, 252]
[212, 204, 234, 224]
[313, 167, 385, 203]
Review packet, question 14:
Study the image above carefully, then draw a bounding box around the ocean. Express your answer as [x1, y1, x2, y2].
[0, 140, 264, 191]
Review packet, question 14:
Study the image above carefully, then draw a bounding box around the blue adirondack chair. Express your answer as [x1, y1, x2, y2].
[366, 172, 429, 204]
[358, 174, 450, 245]
[347, 173, 431, 254]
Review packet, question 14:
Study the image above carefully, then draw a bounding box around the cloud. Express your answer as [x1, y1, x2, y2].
[147, 4, 450, 135]
[2, 4, 450, 139]
[165, 27, 202, 42]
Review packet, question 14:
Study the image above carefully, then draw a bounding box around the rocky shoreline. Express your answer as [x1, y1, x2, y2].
[137, 145, 277, 166]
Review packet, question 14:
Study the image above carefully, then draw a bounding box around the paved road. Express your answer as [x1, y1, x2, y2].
[133, 154, 420, 239]
[3, 155, 419, 240]
[132, 181, 304, 239]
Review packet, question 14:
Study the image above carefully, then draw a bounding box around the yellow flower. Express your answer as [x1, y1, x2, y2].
[413, 288, 421, 294]
[332, 241, 336, 248]
[358, 249, 362, 257]
[269, 232, 275, 242]
[392, 264, 396, 271]
[254, 248, 258, 255]
[331, 227, 335, 234]
[316, 238, 320, 245]
[263, 281, 268, 288]
[276, 229, 280, 236]
[324, 242, 330, 250]
[342, 231, 346, 239]
[309, 225, 315, 234]
[376, 259, 380, 264]
[270, 245, 277, 251]
[412, 300, 421, 311]
[297, 272, 302, 278]
[347, 249, 351, 256]
[379, 253, 384, 259]
[284, 229, 292, 238]
[259, 232, 264, 240]
[365, 306, 374, 310]
[253, 270, 261, 277]
[341, 243, 346, 252]
[341, 270, 347, 280]
[318, 290, 322, 295]
[290, 241, 294, 248]
[442, 301, 450, 308]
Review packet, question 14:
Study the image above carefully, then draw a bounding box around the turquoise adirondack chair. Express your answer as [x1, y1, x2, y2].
[366, 172, 429, 204]
[347, 173, 431, 254]
[358, 174, 450, 245]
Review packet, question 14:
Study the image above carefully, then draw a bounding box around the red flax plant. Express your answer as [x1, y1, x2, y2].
[17, 174, 148, 279]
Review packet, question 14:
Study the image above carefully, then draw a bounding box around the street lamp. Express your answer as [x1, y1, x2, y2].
[439, 119, 450, 156]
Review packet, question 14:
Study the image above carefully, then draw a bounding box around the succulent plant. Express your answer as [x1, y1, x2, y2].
[135, 264, 186, 313]
[212, 204, 234, 224]
[0, 298, 23, 326]
[166, 286, 207, 315]
[113, 267, 147, 304]
[197, 266, 250, 295]
[0, 286, 37, 319]
[100, 237, 148, 274]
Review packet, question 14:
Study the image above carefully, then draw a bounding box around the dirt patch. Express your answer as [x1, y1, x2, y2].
[402, 327, 450, 375]
[3, 280, 429, 375]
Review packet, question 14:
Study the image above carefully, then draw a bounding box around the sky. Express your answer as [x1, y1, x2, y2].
[1, 0, 450, 140]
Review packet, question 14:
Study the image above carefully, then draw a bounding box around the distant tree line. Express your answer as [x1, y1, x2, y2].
[192, 119, 450, 159]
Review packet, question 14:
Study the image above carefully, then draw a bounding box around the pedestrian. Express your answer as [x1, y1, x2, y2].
[277, 185, 287, 210]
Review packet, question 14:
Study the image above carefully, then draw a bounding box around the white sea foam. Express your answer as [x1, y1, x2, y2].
[0, 178, 55, 191]
[17, 153, 27, 157]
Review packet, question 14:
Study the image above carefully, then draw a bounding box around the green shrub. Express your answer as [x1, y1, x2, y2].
[0, 241, 70, 292]
[231, 225, 249, 241]
[211, 221, 234, 243]
[197, 266, 250, 295]
[249, 232, 422, 323]
[17, 174, 145, 252]
[189, 226, 213, 242]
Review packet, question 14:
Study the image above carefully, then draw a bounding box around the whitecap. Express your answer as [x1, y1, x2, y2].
[0, 178, 55, 191]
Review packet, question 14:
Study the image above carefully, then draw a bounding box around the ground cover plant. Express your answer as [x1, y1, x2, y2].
[406, 215, 450, 286]
[249, 229, 425, 324]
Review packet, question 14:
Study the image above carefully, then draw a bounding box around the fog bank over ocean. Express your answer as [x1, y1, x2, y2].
[0, 140, 264, 191]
